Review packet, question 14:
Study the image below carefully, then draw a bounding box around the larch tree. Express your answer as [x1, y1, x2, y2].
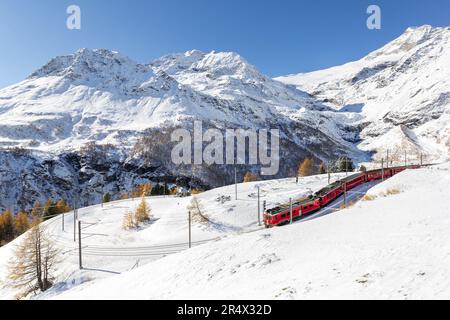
[135, 195, 151, 224]
[243, 172, 258, 183]
[7, 223, 59, 298]
[132, 183, 152, 198]
[43, 199, 58, 219]
[298, 158, 314, 177]
[318, 162, 327, 174]
[14, 212, 30, 236]
[122, 211, 136, 230]
[31, 202, 42, 219]
[0, 210, 15, 245]
[55, 199, 70, 214]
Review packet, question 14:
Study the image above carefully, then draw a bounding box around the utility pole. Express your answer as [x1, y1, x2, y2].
[386, 149, 389, 169]
[345, 158, 348, 177]
[73, 194, 77, 242]
[78, 221, 82, 270]
[234, 166, 237, 201]
[163, 179, 166, 198]
[420, 153, 423, 166]
[257, 186, 261, 226]
[404, 150, 407, 168]
[188, 209, 192, 249]
[327, 162, 330, 185]
[343, 183, 347, 208]
[289, 198, 293, 224]
[62, 213, 65, 231]
[101, 174, 104, 208]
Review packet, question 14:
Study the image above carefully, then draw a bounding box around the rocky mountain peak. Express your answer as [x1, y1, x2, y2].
[28, 49, 154, 87]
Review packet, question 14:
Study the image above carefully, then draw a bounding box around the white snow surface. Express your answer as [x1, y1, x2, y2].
[1, 164, 449, 300]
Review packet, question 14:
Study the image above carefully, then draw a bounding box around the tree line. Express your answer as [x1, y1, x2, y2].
[297, 156, 356, 177]
[0, 199, 71, 247]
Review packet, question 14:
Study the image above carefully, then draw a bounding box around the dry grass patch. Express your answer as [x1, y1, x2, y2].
[384, 188, 401, 196]
[362, 194, 377, 201]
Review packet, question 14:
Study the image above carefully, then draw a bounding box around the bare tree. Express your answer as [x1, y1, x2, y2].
[187, 197, 209, 224]
[122, 211, 137, 230]
[7, 223, 59, 298]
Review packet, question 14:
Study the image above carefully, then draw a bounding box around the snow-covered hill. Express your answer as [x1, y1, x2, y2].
[277, 25, 450, 162]
[0, 171, 348, 299]
[1, 163, 448, 300]
[53, 163, 450, 300]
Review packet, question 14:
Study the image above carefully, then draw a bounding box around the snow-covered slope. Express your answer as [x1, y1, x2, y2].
[37, 164, 450, 299]
[0, 171, 348, 299]
[277, 25, 450, 161]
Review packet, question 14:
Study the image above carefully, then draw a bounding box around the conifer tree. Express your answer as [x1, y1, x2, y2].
[122, 211, 136, 230]
[243, 172, 258, 183]
[31, 202, 43, 220]
[7, 223, 59, 298]
[135, 196, 151, 223]
[120, 192, 130, 200]
[14, 212, 30, 236]
[55, 199, 70, 214]
[318, 162, 327, 174]
[43, 199, 57, 218]
[102, 192, 112, 203]
[0, 210, 15, 244]
[132, 184, 152, 198]
[298, 158, 314, 177]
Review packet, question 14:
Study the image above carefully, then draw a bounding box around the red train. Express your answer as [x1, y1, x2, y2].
[263, 165, 421, 228]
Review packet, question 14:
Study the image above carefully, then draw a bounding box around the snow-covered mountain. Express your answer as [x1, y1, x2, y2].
[277, 25, 450, 162]
[0, 48, 355, 153]
[1, 25, 448, 211]
[0, 49, 361, 211]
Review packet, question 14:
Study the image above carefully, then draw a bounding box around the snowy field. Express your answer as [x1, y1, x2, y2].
[0, 171, 348, 299]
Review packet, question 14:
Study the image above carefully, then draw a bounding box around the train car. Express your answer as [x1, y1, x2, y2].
[264, 197, 320, 227]
[314, 181, 344, 207]
[344, 173, 366, 190]
[366, 167, 409, 180]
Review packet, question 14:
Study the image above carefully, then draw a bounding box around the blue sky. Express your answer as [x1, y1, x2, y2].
[0, 0, 449, 89]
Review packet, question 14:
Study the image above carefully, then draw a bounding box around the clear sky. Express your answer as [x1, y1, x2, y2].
[0, 0, 449, 89]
